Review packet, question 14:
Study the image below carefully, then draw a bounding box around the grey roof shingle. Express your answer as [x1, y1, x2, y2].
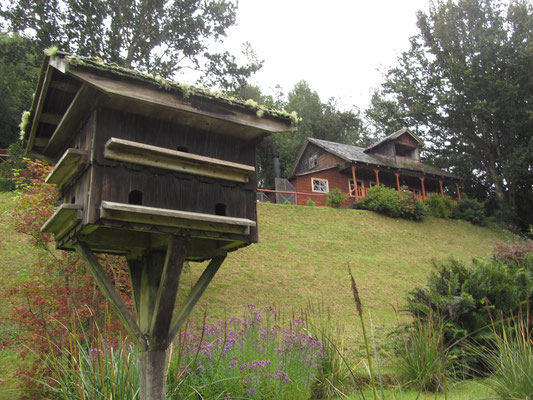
[305, 137, 458, 179]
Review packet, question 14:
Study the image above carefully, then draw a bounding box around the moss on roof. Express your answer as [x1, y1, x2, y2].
[59, 52, 300, 125]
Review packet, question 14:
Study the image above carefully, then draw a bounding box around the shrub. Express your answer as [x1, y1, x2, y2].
[424, 194, 455, 218]
[405, 252, 533, 375]
[306, 197, 316, 207]
[355, 185, 428, 221]
[0, 142, 25, 191]
[452, 198, 486, 225]
[326, 188, 347, 208]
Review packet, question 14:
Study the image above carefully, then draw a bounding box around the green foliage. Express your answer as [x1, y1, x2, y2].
[475, 316, 533, 399]
[366, 0, 533, 231]
[326, 188, 347, 208]
[425, 195, 455, 218]
[306, 197, 316, 207]
[1, 0, 260, 90]
[453, 198, 486, 226]
[406, 250, 533, 375]
[355, 185, 428, 221]
[0, 33, 40, 147]
[396, 315, 448, 392]
[0, 142, 25, 191]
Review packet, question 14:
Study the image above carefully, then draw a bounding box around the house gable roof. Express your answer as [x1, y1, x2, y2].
[364, 127, 424, 153]
[290, 137, 458, 180]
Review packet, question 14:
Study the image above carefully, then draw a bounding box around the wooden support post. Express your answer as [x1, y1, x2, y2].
[439, 180, 444, 196]
[420, 177, 426, 199]
[167, 255, 226, 343]
[395, 173, 401, 192]
[374, 169, 380, 186]
[456, 183, 461, 200]
[74, 241, 146, 349]
[351, 165, 358, 199]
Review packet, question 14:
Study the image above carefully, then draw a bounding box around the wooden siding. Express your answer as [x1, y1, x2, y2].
[395, 132, 419, 147]
[293, 143, 345, 176]
[368, 142, 395, 158]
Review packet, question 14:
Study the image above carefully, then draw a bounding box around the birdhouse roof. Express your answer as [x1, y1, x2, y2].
[23, 52, 297, 160]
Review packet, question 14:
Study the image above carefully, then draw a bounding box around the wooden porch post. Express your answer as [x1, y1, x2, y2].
[420, 177, 426, 199]
[439, 180, 444, 196]
[374, 169, 380, 186]
[456, 182, 461, 200]
[351, 165, 358, 199]
[395, 173, 401, 192]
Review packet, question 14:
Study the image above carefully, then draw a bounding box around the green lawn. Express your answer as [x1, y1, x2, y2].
[0, 193, 516, 398]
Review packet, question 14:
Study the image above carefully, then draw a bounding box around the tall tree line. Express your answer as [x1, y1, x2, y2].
[366, 0, 533, 229]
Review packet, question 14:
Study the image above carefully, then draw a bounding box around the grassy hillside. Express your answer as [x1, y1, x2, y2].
[180, 202, 512, 345]
[0, 193, 514, 397]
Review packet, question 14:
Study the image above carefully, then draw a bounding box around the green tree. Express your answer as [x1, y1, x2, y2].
[0, 33, 40, 147]
[274, 81, 369, 180]
[0, 0, 261, 90]
[367, 0, 533, 229]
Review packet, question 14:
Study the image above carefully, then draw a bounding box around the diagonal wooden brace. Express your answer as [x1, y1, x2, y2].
[167, 255, 226, 344]
[148, 237, 188, 351]
[74, 241, 147, 349]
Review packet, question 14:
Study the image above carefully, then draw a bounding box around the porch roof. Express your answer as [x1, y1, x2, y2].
[299, 138, 458, 180]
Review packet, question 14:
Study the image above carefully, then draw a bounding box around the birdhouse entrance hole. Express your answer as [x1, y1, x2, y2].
[215, 203, 226, 216]
[128, 190, 143, 205]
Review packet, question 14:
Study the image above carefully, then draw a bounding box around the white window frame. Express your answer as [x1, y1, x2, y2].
[369, 181, 377, 187]
[311, 177, 329, 193]
[348, 179, 365, 196]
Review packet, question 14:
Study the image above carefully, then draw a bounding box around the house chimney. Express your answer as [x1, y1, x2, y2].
[273, 155, 280, 179]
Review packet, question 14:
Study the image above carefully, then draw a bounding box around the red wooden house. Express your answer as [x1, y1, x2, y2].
[288, 128, 461, 207]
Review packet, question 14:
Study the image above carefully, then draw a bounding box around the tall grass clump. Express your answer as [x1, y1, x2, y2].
[472, 315, 533, 399]
[167, 305, 324, 399]
[395, 312, 449, 393]
[38, 316, 140, 400]
[303, 301, 357, 398]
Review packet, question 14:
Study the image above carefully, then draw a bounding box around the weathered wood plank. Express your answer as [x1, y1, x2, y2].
[41, 204, 83, 239]
[100, 201, 255, 236]
[74, 242, 146, 349]
[67, 69, 295, 138]
[167, 255, 226, 343]
[44, 84, 103, 159]
[27, 65, 53, 151]
[39, 113, 63, 125]
[45, 148, 87, 190]
[149, 237, 188, 351]
[104, 137, 254, 183]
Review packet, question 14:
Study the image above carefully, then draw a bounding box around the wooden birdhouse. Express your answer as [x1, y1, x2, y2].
[23, 53, 296, 260]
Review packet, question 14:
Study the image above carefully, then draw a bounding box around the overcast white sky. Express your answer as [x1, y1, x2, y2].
[189, 0, 432, 111]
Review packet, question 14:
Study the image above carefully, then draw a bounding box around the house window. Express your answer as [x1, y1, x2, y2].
[308, 153, 318, 169]
[311, 178, 329, 193]
[348, 179, 364, 196]
[369, 181, 377, 187]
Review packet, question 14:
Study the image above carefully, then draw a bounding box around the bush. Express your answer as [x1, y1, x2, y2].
[452, 198, 486, 225]
[405, 251, 533, 375]
[306, 197, 316, 207]
[425, 195, 455, 218]
[326, 188, 347, 208]
[0, 142, 25, 191]
[355, 186, 428, 221]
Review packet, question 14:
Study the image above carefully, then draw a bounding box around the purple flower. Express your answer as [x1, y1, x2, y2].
[248, 387, 256, 394]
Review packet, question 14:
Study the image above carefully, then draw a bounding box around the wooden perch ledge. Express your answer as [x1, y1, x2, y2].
[104, 137, 255, 183]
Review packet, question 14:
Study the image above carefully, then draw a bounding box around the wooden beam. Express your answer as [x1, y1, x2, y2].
[100, 201, 256, 236]
[39, 113, 63, 126]
[41, 204, 82, 240]
[149, 237, 188, 351]
[104, 137, 254, 183]
[45, 148, 87, 190]
[49, 80, 79, 93]
[167, 255, 226, 343]
[27, 65, 53, 152]
[44, 84, 102, 159]
[74, 241, 146, 349]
